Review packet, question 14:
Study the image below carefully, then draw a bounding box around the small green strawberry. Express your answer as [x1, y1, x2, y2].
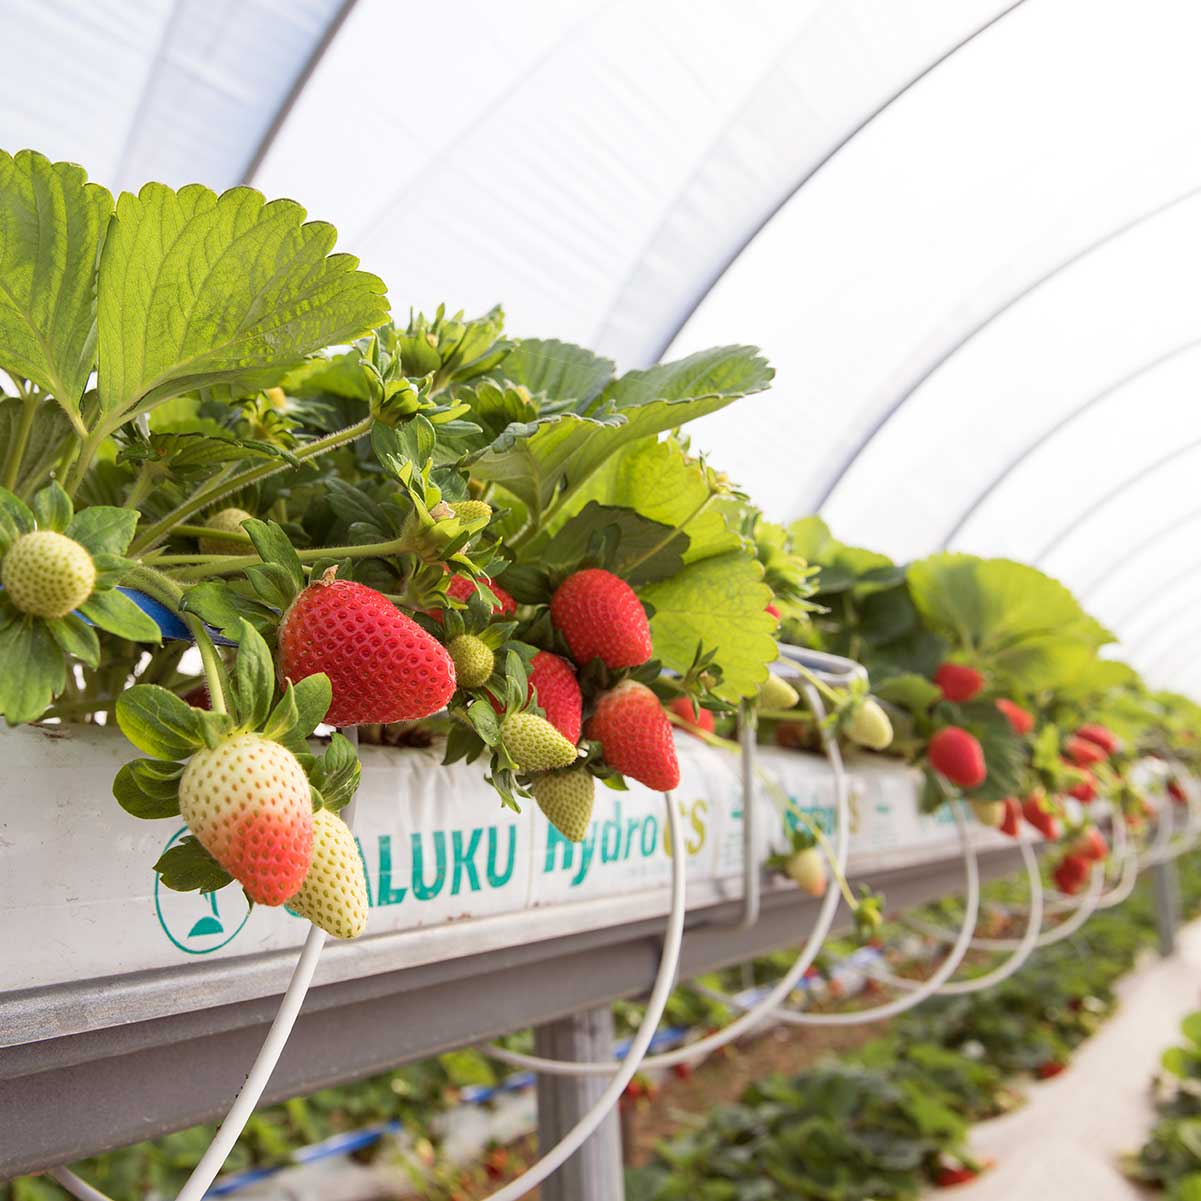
[287, 808, 369, 939]
[179, 732, 314, 905]
[785, 847, 827, 896]
[450, 499, 493, 524]
[448, 633, 495, 689]
[846, 699, 893, 750]
[758, 674, 799, 710]
[199, 507, 253, 554]
[1, 530, 96, 618]
[970, 799, 1006, 828]
[501, 711, 578, 772]
[531, 768, 595, 842]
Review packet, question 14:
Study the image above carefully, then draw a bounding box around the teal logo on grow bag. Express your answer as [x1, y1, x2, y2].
[154, 826, 252, 954]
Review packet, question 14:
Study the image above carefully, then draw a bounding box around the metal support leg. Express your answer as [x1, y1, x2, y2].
[1152, 857, 1181, 957]
[533, 1007, 623, 1201]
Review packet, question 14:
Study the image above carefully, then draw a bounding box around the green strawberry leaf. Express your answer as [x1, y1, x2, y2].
[373, 419, 436, 480]
[232, 618, 275, 731]
[538, 502, 685, 584]
[113, 758, 184, 819]
[0, 486, 35, 551]
[116, 684, 208, 760]
[0, 612, 66, 722]
[79, 588, 163, 642]
[196, 708, 236, 749]
[45, 613, 100, 668]
[154, 835, 233, 895]
[0, 150, 113, 423]
[65, 505, 140, 557]
[467, 699, 501, 744]
[494, 338, 615, 411]
[310, 733, 361, 812]
[468, 346, 772, 525]
[242, 519, 304, 596]
[960, 699, 1026, 803]
[263, 681, 301, 743]
[640, 550, 776, 703]
[97, 183, 389, 417]
[443, 718, 484, 765]
[181, 580, 279, 639]
[0, 395, 75, 498]
[30, 481, 73, 533]
[289, 673, 333, 738]
[245, 562, 297, 612]
[90, 552, 134, 591]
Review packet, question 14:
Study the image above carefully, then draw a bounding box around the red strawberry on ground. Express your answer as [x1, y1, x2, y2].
[1022, 794, 1061, 841]
[1065, 735, 1106, 767]
[999, 796, 1022, 838]
[1076, 723, 1118, 755]
[279, 575, 456, 725]
[179, 733, 314, 906]
[1071, 826, 1108, 862]
[1054, 852, 1092, 895]
[928, 726, 986, 789]
[996, 698, 1034, 735]
[550, 568, 652, 670]
[668, 695, 716, 738]
[586, 680, 680, 790]
[934, 663, 984, 703]
[1065, 765, 1097, 804]
[529, 651, 583, 744]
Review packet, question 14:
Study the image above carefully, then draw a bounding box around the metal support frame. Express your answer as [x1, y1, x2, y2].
[533, 1008, 623, 1201]
[1152, 857, 1181, 957]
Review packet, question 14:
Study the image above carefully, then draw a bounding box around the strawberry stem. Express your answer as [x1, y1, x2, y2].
[185, 614, 229, 715]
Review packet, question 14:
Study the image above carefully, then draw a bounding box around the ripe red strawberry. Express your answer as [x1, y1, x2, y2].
[1071, 826, 1107, 862]
[1054, 852, 1091, 895]
[179, 733, 314, 905]
[999, 796, 1021, 838]
[529, 651, 582, 744]
[1065, 765, 1097, 804]
[446, 572, 516, 616]
[928, 726, 986, 788]
[550, 568, 652, 670]
[668, 695, 716, 738]
[935, 1165, 980, 1188]
[1168, 778, 1188, 806]
[279, 576, 456, 725]
[586, 680, 679, 790]
[1065, 735, 1106, 767]
[1022, 794, 1061, 840]
[1076, 723, 1118, 755]
[996, 698, 1034, 735]
[934, 663, 984, 703]
[671, 1062, 694, 1080]
[1036, 1060, 1067, 1079]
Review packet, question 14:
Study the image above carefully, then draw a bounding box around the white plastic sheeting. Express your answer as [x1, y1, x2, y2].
[1, 0, 1198, 688]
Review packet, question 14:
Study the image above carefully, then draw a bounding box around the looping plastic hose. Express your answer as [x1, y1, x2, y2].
[873, 829, 1043, 997]
[51, 743, 366, 1201]
[485, 680, 851, 1077]
[473, 789, 688, 1201]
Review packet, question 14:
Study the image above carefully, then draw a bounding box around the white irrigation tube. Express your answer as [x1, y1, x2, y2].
[872, 830, 1044, 997]
[709, 802, 981, 1027]
[1094, 814, 1142, 910]
[738, 701, 761, 931]
[486, 681, 850, 1076]
[474, 788, 687, 1201]
[50, 744, 364, 1201]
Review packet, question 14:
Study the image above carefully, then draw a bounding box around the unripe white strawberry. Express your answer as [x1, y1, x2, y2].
[970, 799, 1006, 828]
[846, 699, 893, 750]
[786, 846, 827, 897]
[287, 807, 369, 939]
[531, 768, 595, 843]
[758, 674, 800, 710]
[179, 733, 314, 906]
[448, 633, 495, 689]
[199, 507, 253, 554]
[502, 712, 579, 772]
[2, 530, 95, 618]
